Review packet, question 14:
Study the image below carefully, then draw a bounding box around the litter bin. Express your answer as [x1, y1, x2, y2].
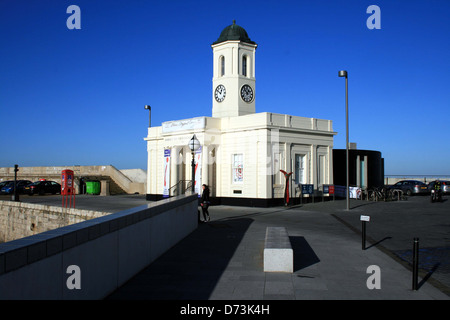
[85, 180, 101, 195]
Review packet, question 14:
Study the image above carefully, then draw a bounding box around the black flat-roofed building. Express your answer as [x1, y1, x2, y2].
[333, 147, 384, 189]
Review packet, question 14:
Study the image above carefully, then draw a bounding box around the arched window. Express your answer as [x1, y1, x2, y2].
[242, 55, 247, 77]
[220, 56, 225, 76]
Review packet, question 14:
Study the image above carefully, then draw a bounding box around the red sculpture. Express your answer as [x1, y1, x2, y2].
[280, 170, 293, 206]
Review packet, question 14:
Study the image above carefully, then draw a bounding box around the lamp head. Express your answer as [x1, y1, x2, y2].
[144, 105, 151, 110]
[188, 134, 201, 152]
[338, 70, 348, 78]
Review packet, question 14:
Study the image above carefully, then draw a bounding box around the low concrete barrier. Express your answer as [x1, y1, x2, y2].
[0, 193, 198, 299]
[0, 200, 110, 243]
[263, 227, 293, 273]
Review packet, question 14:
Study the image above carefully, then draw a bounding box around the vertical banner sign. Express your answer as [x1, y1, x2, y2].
[194, 146, 202, 196]
[163, 149, 171, 198]
[349, 187, 361, 199]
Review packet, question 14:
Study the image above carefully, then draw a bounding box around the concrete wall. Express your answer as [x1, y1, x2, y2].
[120, 169, 147, 184]
[0, 165, 146, 195]
[0, 201, 110, 243]
[0, 194, 198, 299]
[384, 176, 450, 185]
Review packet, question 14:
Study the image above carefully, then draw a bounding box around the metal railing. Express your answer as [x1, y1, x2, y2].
[168, 180, 193, 197]
[366, 187, 405, 201]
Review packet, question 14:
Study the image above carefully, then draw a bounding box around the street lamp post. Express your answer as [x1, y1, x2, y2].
[144, 105, 151, 127]
[338, 70, 349, 211]
[12, 164, 19, 202]
[144, 105, 151, 197]
[188, 134, 201, 193]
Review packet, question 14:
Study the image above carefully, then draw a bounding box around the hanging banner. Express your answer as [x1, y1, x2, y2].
[163, 149, 171, 198]
[349, 187, 361, 199]
[194, 146, 202, 196]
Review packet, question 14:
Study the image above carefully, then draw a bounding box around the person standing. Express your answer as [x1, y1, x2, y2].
[200, 184, 210, 222]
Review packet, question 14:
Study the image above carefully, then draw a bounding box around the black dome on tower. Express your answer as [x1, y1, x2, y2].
[212, 20, 256, 45]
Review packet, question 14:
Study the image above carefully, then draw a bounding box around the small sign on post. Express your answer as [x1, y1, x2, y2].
[329, 185, 335, 194]
[361, 215, 370, 250]
[323, 185, 335, 202]
[301, 184, 314, 204]
[301, 184, 314, 194]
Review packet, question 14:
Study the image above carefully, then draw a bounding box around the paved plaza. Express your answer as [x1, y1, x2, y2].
[107, 195, 450, 300]
[3, 193, 449, 300]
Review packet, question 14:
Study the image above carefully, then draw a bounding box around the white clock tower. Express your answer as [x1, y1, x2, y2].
[211, 20, 257, 118]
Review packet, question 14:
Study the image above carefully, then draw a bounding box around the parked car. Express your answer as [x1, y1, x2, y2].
[387, 180, 428, 196]
[0, 180, 32, 194]
[0, 181, 15, 194]
[428, 180, 450, 195]
[24, 180, 61, 195]
[443, 181, 450, 194]
[0, 180, 13, 190]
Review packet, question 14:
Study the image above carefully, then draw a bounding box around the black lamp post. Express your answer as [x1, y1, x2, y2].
[144, 105, 151, 127]
[12, 164, 19, 202]
[188, 134, 201, 193]
[338, 70, 349, 210]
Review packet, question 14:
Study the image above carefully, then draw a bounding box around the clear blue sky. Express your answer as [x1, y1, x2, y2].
[1, 0, 449, 175]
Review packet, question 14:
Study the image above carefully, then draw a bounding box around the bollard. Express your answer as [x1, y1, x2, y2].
[412, 238, 419, 290]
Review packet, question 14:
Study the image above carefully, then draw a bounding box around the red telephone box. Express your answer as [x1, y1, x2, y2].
[61, 169, 75, 208]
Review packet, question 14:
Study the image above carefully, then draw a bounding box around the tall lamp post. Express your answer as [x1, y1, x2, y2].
[12, 164, 19, 202]
[144, 105, 151, 127]
[144, 105, 151, 197]
[188, 134, 201, 193]
[338, 70, 349, 211]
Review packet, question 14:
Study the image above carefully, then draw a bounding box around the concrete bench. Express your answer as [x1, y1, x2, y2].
[263, 227, 293, 273]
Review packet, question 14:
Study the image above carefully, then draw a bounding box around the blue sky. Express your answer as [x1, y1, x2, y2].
[1, 0, 449, 175]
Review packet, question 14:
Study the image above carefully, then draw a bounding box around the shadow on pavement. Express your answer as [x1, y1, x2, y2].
[106, 218, 253, 300]
[290, 236, 320, 272]
[366, 236, 392, 250]
[419, 263, 441, 290]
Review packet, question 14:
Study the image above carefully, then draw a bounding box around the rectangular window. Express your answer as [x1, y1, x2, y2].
[232, 154, 243, 183]
[294, 154, 306, 185]
[221, 56, 225, 76]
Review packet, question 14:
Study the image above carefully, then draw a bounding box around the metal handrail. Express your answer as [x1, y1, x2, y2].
[168, 180, 192, 197]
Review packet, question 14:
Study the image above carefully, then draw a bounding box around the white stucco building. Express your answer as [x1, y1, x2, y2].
[145, 21, 336, 206]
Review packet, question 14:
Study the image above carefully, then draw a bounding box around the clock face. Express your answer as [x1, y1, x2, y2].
[215, 85, 226, 102]
[241, 84, 253, 103]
